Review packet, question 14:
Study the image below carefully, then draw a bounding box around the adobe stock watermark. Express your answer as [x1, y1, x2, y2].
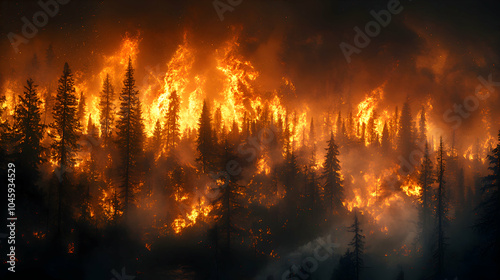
[110, 267, 135, 280]
[443, 74, 500, 130]
[213, 0, 243, 21]
[386, 74, 500, 190]
[141, 64, 163, 90]
[7, 0, 70, 54]
[379, 75, 500, 190]
[340, 0, 405, 63]
[275, 235, 339, 280]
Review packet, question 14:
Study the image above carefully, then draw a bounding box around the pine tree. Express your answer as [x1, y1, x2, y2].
[229, 119, 239, 144]
[50, 62, 81, 235]
[381, 121, 390, 152]
[434, 137, 448, 279]
[196, 100, 215, 173]
[76, 91, 86, 125]
[212, 141, 246, 253]
[419, 141, 433, 251]
[243, 111, 250, 139]
[367, 111, 378, 146]
[336, 111, 342, 140]
[306, 117, 319, 212]
[87, 116, 98, 140]
[98, 75, 115, 215]
[392, 106, 399, 145]
[42, 86, 54, 126]
[324, 112, 332, 141]
[347, 111, 354, 140]
[332, 249, 355, 280]
[165, 91, 180, 153]
[398, 101, 414, 160]
[283, 112, 291, 156]
[11, 79, 46, 185]
[322, 133, 344, 215]
[419, 106, 427, 145]
[309, 117, 316, 164]
[79, 118, 99, 222]
[115, 57, 145, 218]
[475, 131, 500, 272]
[305, 165, 319, 214]
[291, 113, 298, 148]
[349, 212, 365, 280]
[150, 119, 162, 156]
[284, 150, 300, 201]
[99, 74, 115, 148]
[213, 106, 222, 141]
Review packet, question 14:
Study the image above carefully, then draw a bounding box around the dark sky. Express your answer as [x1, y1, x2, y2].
[2, 0, 500, 64]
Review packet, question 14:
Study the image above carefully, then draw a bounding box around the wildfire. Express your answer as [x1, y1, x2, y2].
[463, 145, 474, 160]
[215, 33, 259, 128]
[172, 187, 214, 234]
[100, 188, 122, 221]
[68, 243, 75, 254]
[2, 29, 496, 240]
[99, 33, 140, 84]
[401, 177, 422, 198]
[257, 153, 271, 175]
[33, 231, 46, 239]
[147, 32, 200, 136]
[137, 30, 302, 143]
[356, 84, 385, 126]
[172, 200, 213, 234]
[174, 193, 189, 202]
[344, 165, 422, 227]
[344, 189, 364, 212]
[2, 80, 19, 117]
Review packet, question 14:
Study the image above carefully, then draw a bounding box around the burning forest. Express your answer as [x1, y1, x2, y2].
[1, 0, 500, 279]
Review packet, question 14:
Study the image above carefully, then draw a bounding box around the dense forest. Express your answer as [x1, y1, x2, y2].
[0, 40, 499, 279]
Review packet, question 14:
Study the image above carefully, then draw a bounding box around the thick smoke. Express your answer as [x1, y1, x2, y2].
[1, 0, 499, 138]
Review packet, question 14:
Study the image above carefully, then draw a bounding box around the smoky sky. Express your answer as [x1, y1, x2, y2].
[1, 0, 500, 140]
